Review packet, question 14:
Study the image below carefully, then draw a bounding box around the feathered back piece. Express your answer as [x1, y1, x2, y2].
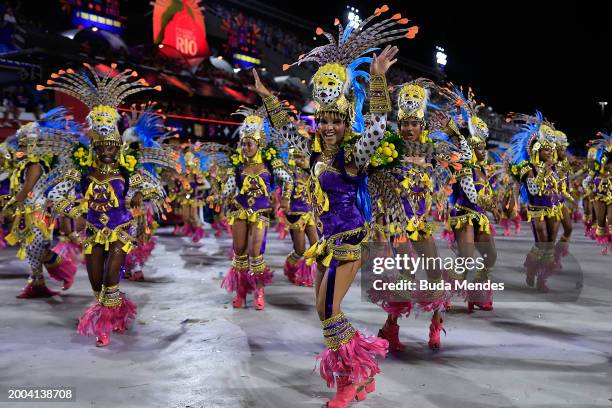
[15, 107, 82, 159]
[130, 107, 169, 149]
[126, 108, 180, 175]
[283, 5, 418, 135]
[37, 63, 160, 146]
[441, 84, 489, 143]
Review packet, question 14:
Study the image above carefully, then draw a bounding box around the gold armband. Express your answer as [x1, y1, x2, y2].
[54, 198, 82, 219]
[368, 74, 391, 113]
[263, 95, 290, 128]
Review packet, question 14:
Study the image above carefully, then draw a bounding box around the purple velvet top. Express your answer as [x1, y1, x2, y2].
[317, 166, 364, 238]
[85, 176, 133, 230]
[233, 167, 272, 212]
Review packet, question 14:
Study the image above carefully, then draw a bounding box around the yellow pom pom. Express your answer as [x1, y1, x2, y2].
[382, 147, 392, 156]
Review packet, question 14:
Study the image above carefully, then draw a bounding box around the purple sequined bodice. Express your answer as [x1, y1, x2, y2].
[85, 176, 133, 230]
[234, 167, 272, 211]
[317, 167, 364, 237]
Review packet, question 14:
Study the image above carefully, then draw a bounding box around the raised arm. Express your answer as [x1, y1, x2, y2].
[252, 69, 311, 157]
[353, 45, 398, 169]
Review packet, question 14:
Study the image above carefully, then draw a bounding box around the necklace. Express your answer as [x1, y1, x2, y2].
[96, 161, 120, 175]
[321, 145, 339, 164]
[244, 152, 263, 165]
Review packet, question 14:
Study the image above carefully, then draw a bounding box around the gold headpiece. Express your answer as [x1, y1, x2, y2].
[232, 106, 268, 144]
[397, 78, 434, 122]
[554, 129, 568, 147]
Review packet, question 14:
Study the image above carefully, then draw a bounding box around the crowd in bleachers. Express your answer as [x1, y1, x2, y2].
[0, 0, 444, 130]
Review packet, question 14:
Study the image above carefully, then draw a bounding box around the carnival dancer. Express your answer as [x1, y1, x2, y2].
[368, 78, 454, 351]
[211, 104, 294, 310]
[280, 145, 318, 287]
[1, 108, 80, 297]
[437, 86, 497, 311]
[554, 130, 574, 258]
[582, 146, 598, 239]
[175, 147, 207, 242]
[496, 167, 522, 237]
[509, 112, 562, 291]
[42, 63, 177, 347]
[0, 142, 14, 250]
[277, 6, 417, 405]
[584, 133, 612, 254]
[207, 162, 232, 237]
[122, 105, 176, 280]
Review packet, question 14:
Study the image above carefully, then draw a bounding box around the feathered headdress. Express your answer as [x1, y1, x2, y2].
[441, 84, 489, 145]
[508, 111, 557, 173]
[232, 105, 271, 145]
[283, 5, 418, 136]
[37, 63, 160, 146]
[589, 132, 612, 172]
[554, 129, 569, 147]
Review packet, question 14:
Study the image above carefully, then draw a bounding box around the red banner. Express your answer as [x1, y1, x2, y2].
[152, 0, 210, 66]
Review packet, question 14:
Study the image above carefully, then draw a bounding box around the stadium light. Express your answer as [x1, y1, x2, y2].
[91, 26, 98, 32]
[598, 101, 608, 114]
[346, 5, 361, 28]
[435, 46, 447, 67]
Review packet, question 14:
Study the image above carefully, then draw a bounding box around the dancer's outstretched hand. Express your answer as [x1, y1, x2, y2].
[430, 110, 451, 130]
[248, 68, 272, 98]
[371, 45, 399, 76]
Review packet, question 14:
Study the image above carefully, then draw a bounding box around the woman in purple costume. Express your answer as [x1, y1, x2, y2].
[272, 6, 417, 406]
[280, 147, 318, 287]
[43, 64, 173, 347]
[584, 132, 612, 254]
[218, 104, 294, 310]
[510, 112, 563, 291]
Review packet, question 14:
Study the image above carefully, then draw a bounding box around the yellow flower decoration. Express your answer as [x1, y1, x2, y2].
[122, 154, 137, 171]
[74, 147, 87, 159]
[231, 152, 243, 166]
[371, 141, 398, 167]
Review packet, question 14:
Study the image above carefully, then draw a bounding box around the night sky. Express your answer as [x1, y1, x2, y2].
[264, 0, 611, 148]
